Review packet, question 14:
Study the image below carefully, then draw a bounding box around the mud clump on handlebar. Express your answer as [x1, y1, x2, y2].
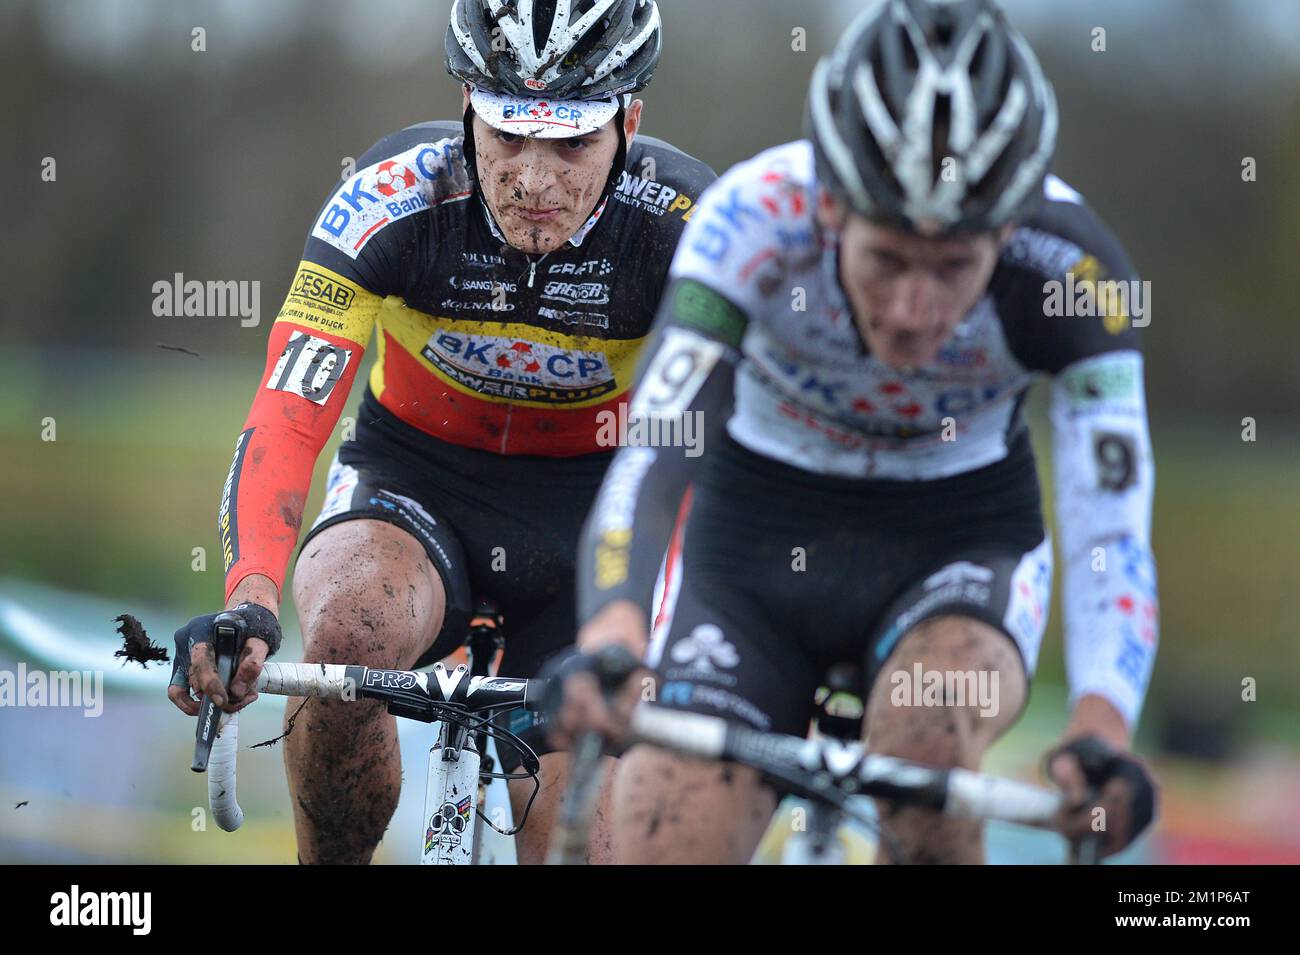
[113, 613, 170, 667]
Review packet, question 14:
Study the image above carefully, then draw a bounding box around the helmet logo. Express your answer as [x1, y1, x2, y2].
[525, 77, 547, 91]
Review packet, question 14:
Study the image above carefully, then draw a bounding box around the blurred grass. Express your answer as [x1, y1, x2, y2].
[2, 347, 1296, 746]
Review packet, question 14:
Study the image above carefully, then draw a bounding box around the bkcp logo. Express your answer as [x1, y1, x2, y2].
[501, 102, 587, 124]
[503, 101, 552, 120]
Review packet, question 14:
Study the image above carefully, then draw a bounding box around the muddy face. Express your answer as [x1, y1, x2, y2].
[469, 99, 641, 255]
[820, 197, 1008, 369]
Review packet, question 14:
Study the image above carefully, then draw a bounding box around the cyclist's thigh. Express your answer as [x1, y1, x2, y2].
[615, 570, 818, 863]
[615, 745, 775, 864]
[293, 457, 474, 668]
[865, 540, 1052, 759]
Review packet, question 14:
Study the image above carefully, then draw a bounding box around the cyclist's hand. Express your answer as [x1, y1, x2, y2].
[1045, 734, 1157, 859]
[546, 602, 650, 748]
[166, 603, 281, 716]
[548, 654, 649, 750]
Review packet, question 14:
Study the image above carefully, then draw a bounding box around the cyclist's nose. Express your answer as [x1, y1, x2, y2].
[880, 272, 939, 332]
[514, 154, 558, 199]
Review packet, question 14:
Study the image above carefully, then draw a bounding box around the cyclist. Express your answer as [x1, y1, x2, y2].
[558, 0, 1158, 863]
[166, 0, 714, 865]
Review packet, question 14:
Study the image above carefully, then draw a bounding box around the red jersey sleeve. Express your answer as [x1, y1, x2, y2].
[218, 261, 382, 602]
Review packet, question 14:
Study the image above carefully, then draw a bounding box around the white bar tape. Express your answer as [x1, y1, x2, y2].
[629, 705, 728, 759]
[945, 767, 1063, 824]
[209, 711, 244, 832]
[256, 662, 352, 698]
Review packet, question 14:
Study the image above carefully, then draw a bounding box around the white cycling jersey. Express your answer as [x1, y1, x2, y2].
[645, 141, 1159, 727]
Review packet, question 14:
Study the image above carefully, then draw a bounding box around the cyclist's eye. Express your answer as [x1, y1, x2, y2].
[562, 138, 590, 152]
[495, 131, 523, 146]
[872, 251, 906, 273]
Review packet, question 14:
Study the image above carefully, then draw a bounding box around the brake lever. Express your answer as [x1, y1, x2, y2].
[191, 613, 243, 773]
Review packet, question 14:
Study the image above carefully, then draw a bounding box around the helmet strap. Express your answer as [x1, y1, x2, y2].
[598, 101, 630, 209]
[461, 94, 480, 184]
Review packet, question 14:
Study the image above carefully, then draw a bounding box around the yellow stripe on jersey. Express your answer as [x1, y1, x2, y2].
[271, 261, 380, 346]
[371, 296, 646, 408]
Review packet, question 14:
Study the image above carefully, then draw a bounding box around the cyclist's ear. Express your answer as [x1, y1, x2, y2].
[623, 99, 644, 147]
[815, 189, 846, 233]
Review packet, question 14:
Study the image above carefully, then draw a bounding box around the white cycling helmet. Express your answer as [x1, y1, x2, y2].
[808, 0, 1058, 236]
[447, 0, 662, 100]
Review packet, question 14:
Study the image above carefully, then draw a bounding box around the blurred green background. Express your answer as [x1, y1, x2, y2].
[1, 0, 1297, 863]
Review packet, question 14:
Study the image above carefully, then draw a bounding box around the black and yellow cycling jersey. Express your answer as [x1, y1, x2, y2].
[221, 119, 714, 603]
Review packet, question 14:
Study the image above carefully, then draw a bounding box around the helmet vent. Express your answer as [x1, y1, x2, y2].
[901, 29, 920, 74]
[806, 0, 1056, 234]
[931, 93, 952, 191]
[969, 32, 988, 76]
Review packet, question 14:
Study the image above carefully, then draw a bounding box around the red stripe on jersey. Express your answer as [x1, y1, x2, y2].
[652, 485, 694, 634]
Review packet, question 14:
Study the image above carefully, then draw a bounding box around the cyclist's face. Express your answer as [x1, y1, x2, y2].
[470, 97, 642, 255]
[828, 205, 1009, 369]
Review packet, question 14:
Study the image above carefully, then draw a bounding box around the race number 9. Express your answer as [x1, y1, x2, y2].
[1093, 431, 1137, 492]
[631, 327, 725, 417]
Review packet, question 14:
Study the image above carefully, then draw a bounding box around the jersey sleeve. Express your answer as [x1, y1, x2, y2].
[218, 262, 382, 603]
[216, 129, 438, 602]
[578, 149, 809, 625]
[576, 278, 746, 625]
[220, 126, 473, 602]
[1018, 183, 1159, 728]
[1051, 350, 1157, 731]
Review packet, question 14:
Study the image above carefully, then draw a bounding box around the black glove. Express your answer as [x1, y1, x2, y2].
[169, 602, 281, 692]
[1046, 734, 1157, 845]
[536, 645, 643, 722]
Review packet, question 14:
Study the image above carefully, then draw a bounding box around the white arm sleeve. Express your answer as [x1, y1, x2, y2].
[1050, 350, 1158, 729]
